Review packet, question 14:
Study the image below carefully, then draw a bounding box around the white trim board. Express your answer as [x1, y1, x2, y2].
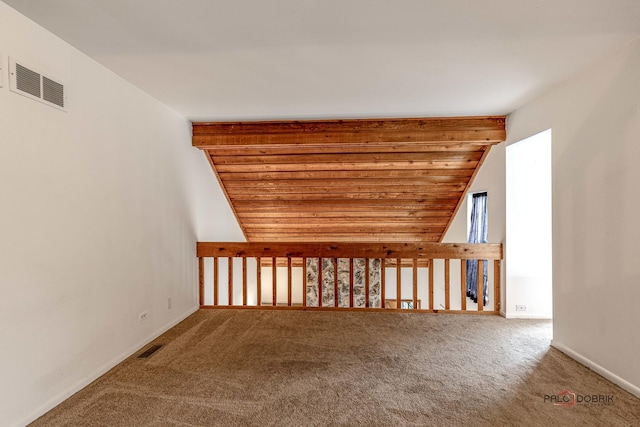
[12, 305, 199, 427]
[551, 340, 640, 399]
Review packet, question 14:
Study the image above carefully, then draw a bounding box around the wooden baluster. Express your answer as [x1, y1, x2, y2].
[460, 260, 467, 311]
[319, 258, 323, 308]
[349, 258, 354, 308]
[333, 258, 339, 307]
[228, 257, 233, 306]
[213, 257, 219, 306]
[428, 259, 434, 310]
[396, 258, 402, 310]
[272, 257, 277, 306]
[412, 258, 418, 310]
[198, 257, 204, 306]
[494, 260, 501, 313]
[444, 259, 450, 310]
[381, 258, 386, 308]
[365, 258, 370, 308]
[477, 259, 484, 312]
[302, 257, 307, 307]
[242, 257, 247, 306]
[287, 257, 292, 307]
[256, 257, 261, 307]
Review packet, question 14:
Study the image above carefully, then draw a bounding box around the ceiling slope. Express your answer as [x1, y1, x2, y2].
[193, 116, 505, 242]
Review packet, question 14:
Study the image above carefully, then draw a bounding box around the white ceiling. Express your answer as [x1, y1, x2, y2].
[5, 0, 640, 121]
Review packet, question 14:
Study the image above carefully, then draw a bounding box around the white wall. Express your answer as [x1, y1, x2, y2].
[506, 37, 640, 396]
[505, 130, 552, 319]
[0, 3, 243, 426]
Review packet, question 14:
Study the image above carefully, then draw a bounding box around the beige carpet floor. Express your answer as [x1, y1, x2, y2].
[31, 309, 640, 426]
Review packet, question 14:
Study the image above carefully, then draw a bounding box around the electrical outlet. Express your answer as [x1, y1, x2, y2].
[515, 305, 527, 312]
[139, 311, 148, 321]
[167, 298, 172, 310]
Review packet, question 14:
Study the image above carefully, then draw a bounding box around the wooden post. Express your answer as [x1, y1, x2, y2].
[428, 259, 434, 310]
[477, 259, 484, 312]
[198, 257, 204, 306]
[213, 257, 219, 306]
[396, 258, 401, 310]
[412, 258, 418, 310]
[287, 257, 292, 307]
[256, 257, 261, 306]
[444, 259, 450, 310]
[242, 257, 247, 306]
[460, 260, 467, 311]
[319, 258, 323, 308]
[272, 257, 277, 306]
[334, 258, 339, 307]
[228, 257, 233, 306]
[494, 260, 501, 313]
[349, 258, 354, 308]
[302, 257, 307, 307]
[365, 258, 370, 308]
[381, 258, 386, 308]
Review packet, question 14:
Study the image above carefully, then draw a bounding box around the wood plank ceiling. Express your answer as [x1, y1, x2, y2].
[192, 116, 506, 243]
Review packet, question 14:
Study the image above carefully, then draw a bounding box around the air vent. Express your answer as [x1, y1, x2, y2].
[137, 344, 164, 359]
[9, 58, 67, 111]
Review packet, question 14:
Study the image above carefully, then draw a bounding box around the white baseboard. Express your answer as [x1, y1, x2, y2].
[13, 304, 199, 427]
[504, 312, 552, 319]
[551, 340, 640, 398]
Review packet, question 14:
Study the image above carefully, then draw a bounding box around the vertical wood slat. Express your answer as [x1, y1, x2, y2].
[319, 258, 323, 308]
[428, 259, 434, 310]
[381, 258, 386, 308]
[349, 258, 354, 308]
[396, 258, 401, 310]
[213, 257, 219, 306]
[494, 260, 501, 313]
[333, 258, 339, 307]
[444, 259, 450, 310]
[198, 257, 204, 306]
[460, 260, 467, 311]
[287, 257, 292, 307]
[272, 257, 277, 306]
[365, 258, 370, 308]
[412, 258, 418, 310]
[256, 257, 261, 306]
[228, 257, 233, 306]
[242, 257, 247, 306]
[302, 257, 307, 307]
[477, 259, 484, 312]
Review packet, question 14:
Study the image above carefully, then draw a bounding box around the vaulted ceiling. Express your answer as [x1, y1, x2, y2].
[193, 116, 505, 242]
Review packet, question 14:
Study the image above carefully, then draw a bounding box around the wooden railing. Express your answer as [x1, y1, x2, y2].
[197, 242, 503, 314]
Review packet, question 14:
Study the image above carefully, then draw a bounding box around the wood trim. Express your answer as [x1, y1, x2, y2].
[198, 257, 204, 306]
[287, 257, 292, 307]
[199, 305, 500, 315]
[333, 257, 339, 307]
[228, 257, 233, 306]
[365, 258, 370, 308]
[242, 257, 247, 306]
[213, 257, 219, 306]
[477, 260, 484, 312]
[444, 259, 450, 310]
[349, 258, 354, 308]
[381, 258, 386, 309]
[461, 260, 467, 311]
[302, 257, 307, 307]
[429, 260, 434, 310]
[412, 258, 418, 310]
[494, 260, 501, 313]
[192, 116, 506, 148]
[256, 257, 261, 307]
[197, 242, 503, 260]
[272, 257, 277, 306]
[396, 258, 401, 311]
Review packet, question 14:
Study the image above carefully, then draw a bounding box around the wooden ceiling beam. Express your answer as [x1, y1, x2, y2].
[193, 116, 505, 148]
